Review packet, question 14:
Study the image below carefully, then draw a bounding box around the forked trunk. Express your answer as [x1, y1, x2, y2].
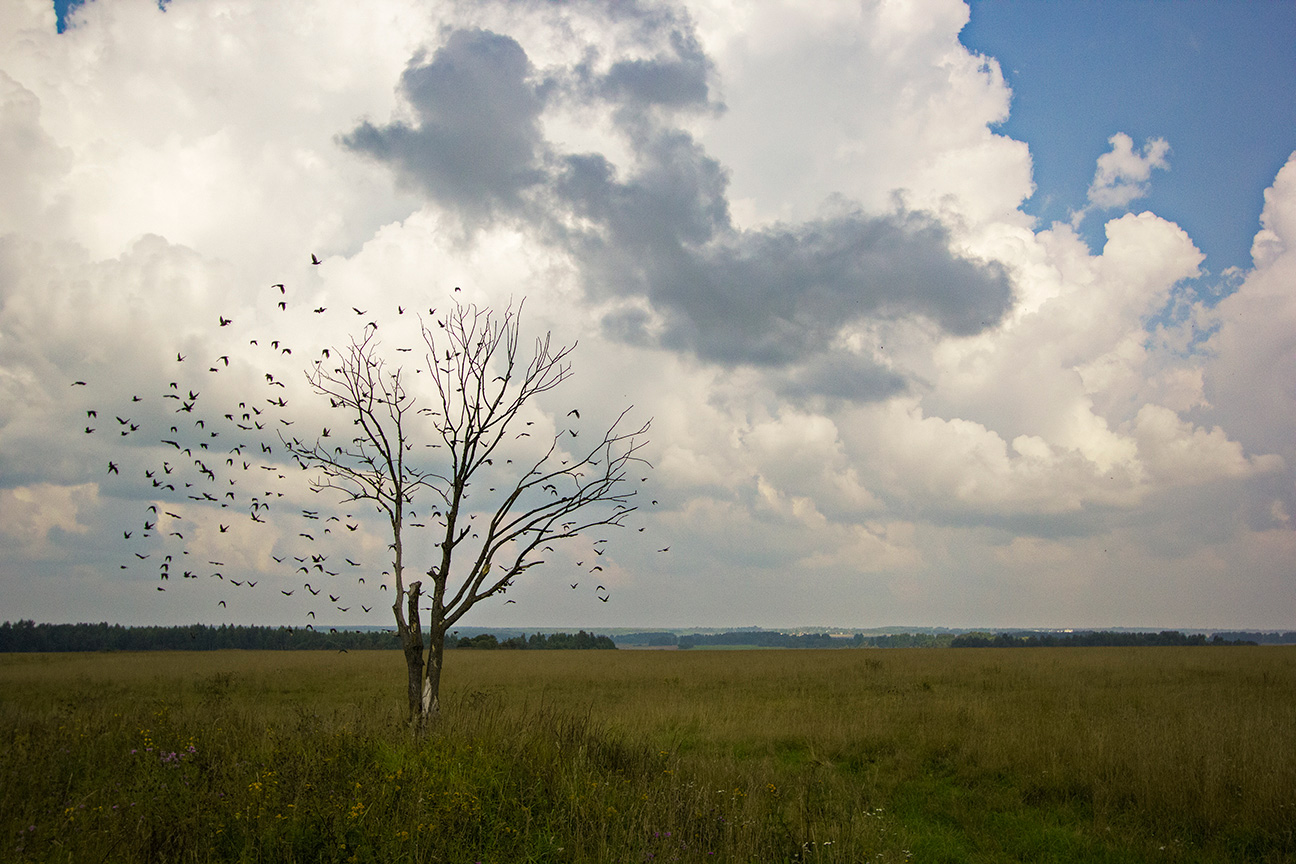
[423, 630, 445, 723]
[403, 581, 427, 730]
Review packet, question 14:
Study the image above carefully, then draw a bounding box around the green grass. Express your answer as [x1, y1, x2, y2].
[2, 647, 1294, 862]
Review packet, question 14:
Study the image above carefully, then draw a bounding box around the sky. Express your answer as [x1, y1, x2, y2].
[2, 0, 1294, 632]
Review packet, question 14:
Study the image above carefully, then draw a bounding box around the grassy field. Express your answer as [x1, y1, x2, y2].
[1, 646, 1293, 863]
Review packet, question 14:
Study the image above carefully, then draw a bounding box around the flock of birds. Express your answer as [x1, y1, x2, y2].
[69, 256, 665, 629]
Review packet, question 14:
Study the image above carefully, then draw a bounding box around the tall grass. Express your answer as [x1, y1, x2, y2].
[2, 647, 1293, 863]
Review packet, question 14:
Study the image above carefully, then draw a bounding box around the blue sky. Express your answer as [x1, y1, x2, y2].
[4, 0, 1295, 630]
[962, 1, 1296, 279]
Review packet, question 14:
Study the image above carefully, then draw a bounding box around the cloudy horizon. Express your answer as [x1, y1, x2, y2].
[2, 0, 1293, 631]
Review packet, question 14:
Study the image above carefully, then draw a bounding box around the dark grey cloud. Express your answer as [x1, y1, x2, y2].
[553, 130, 1013, 380]
[782, 353, 909, 404]
[597, 28, 716, 112]
[344, 23, 1013, 401]
[340, 29, 547, 217]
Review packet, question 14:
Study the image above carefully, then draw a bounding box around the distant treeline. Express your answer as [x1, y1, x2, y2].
[454, 631, 616, 650]
[0, 621, 616, 653]
[950, 630, 1264, 648]
[663, 631, 955, 649]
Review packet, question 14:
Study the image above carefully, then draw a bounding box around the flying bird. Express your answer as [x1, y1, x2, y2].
[107, 461, 119, 474]
[310, 254, 321, 265]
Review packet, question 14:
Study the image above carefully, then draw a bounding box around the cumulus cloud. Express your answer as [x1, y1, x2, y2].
[342, 29, 549, 219]
[345, 21, 1014, 399]
[1074, 132, 1171, 223]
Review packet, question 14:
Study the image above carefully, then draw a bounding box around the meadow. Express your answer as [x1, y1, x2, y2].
[1, 646, 1293, 863]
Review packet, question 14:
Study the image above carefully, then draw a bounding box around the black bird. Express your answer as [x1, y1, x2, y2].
[310, 254, 321, 265]
[107, 461, 119, 474]
[177, 353, 185, 362]
[86, 410, 97, 418]
[71, 381, 86, 386]
[599, 596, 608, 602]
[281, 589, 294, 596]
[219, 316, 232, 326]
[568, 409, 580, 418]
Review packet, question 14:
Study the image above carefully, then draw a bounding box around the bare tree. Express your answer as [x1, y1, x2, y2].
[284, 301, 650, 728]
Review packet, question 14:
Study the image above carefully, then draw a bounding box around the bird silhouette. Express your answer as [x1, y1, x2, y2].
[311, 254, 321, 265]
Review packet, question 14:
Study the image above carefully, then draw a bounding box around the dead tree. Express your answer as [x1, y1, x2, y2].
[285, 301, 650, 728]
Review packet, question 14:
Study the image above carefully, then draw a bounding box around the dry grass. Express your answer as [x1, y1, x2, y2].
[2, 646, 1293, 862]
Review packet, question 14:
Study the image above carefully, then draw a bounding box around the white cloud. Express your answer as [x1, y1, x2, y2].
[0, 482, 96, 556]
[0, 0, 1291, 628]
[1079, 132, 1171, 217]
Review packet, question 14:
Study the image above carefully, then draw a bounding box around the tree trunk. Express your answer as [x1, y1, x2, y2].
[403, 581, 425, 730]
[423, 626, 445, 723]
